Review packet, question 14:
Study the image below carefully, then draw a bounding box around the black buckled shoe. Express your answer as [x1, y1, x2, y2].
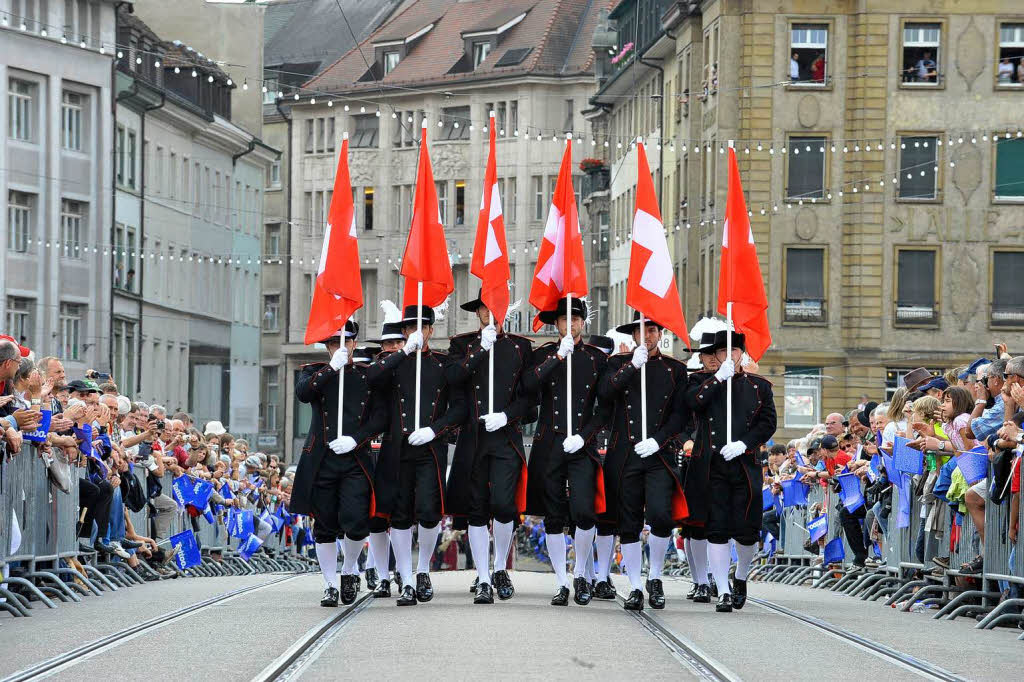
[395, 572, 404, 592]
[716, 593, 733, 613]
[493, 570, 515, 600]
[592, 580, 617, 600]
[474, 581, 494, 604]
[646, 578, 666, 609]
[373, 578, 391, 598]
[623, 588, 644, 610]
[415, 572, 434, 602]
[573, 576, 593, 605]
[686, 582, 698, 600]
[320, 586, 339, 607]
[731, 578, 747, 609]
[365, 567, 379, 591]
[396, 584, 417, 606]
[339, 574, 357, 605]
[708, 575, 719, 598]
[693, 583, 711, 604]
[551, 585, 570, 606]
[470, 576, 479, 594]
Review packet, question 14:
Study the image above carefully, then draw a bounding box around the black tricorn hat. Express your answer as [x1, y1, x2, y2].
[615, 310, 664, 335]
[857, 401, 879, 428]
[460, 288, 486, 313]
[321, 319, 358, 344]
[588, 335, 615, 355]
[697, 332, 718, 354]
[372, 321, 405, 343]
[711, 329, 745, 353]
[401, 305, 435, 326]
[537, 297, 587, 325]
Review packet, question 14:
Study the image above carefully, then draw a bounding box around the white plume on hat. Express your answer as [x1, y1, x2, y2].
[686, 353, 704, 370]
[434, 296, 450, 322]
[605, 329, 634, 352]
[688, 316, 729, 341]
[380, 300, 402, 324]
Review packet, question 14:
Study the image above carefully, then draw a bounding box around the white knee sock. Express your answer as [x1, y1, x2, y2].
[621, 541, 644, 590]
[573, 526, 597, 578]
[493, 520, 514, 572]
[416, 523, 441, 575]
[584, 545, 595, 581]
[734, 542, 756, 581]
[368, 532, 390, 580]
[689, 538, 709, 586]
[546, 532, 568, 587]
[595, 534, 615, 581]
[468, 525, 492, 584]
[707, 542, 732, 596]
[683, 538, 697, 580]
[391, 527, 414, 586]
[342, 537, 363, 575]
[648, 534, 671, 580]
[315, 542, 338, 590]
[364, 542, 376, 570]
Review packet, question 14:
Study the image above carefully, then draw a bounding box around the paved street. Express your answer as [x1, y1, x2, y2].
[2, 569, 1019, 681]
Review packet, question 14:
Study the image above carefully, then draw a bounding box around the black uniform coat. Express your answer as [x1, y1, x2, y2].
[366, 346, 466, 517]
[521, 339, 609, 517]
[368, 350, 401, 518]
[444, 331, 533, 520]
[290, 362, 387, 516]
[683, 369, 777, 528]
[598, 351, 690, 524]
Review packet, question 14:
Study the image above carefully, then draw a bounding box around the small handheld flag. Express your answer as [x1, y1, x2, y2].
[169, 529, 202, 570]
[781, 477, 808, 507]
[823, 537, 846, 565]
[836, 472, 865, 512]
[955, 446, 989, 485]
[893, 436, 924, 475]
[807, 514, 828, 543]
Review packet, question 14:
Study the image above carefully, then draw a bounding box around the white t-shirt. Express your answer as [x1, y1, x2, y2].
[882, 420, 907, 448]
[790, 58, 800, 79]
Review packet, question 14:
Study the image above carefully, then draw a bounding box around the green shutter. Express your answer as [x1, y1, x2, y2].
[995, 138, 1024, 199]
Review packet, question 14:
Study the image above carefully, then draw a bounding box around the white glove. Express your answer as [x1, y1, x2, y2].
[403, 330, 423, 355]
[481, 412, 508, 432]
[329, 347, 349, 370]
[634, 438, 659, 457]
[714, 358, 735, 382]
[480, 324, 497, 352]
[408, 427, 436, 446]
[631, 344, 649, 369]
[720, 441, 747, 461]
[562, 434, 585, 454]
[557, 335, 575, 359]
[329, 436, 356, 454]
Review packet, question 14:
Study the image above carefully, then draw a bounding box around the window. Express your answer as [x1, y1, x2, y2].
[112, 318, 136, 393]
[784, 247, 825, 322]
[564, 99, 574, 133]
[897, 135, 938, 200]
[114, 224, 138, 292]
[509, 100, 518, 136]
[440, 106, 470, 141]
[363, 187, 374, 230]
[598, 211, 609, 260]
[305, 117, 334, 154]
[992, 251, 1024, 326]
[454, 181, 466, 225]
[994, 137, 1024, 200]
[304, 119, 314, 154]
[495, 101, 507, 136]
[998, 23, 1024, 86]
[789, 24, 828, 85]
[263, 294, 280, 331]
[436, 181, 448, 225]
[261, 366, 280, 430]
[8, 79, 33, 141]
[885, 367, 945, 400]
[268, 160, 281, 188]
[7, 191, 32, 252]
[384, 51, 400, 74]
[473, 41, 491, 68]
[62, 91, 83, 150]
[505, 176, 516, 223]
[60, 199, 84, 259]
[902, 22, 941, 85]
[263, 77, 278, 104]
[594, 286, 609, 332]
[533, 175, 544, 220]
[5, 297, 33, 348]
[126, 131, 137, 188]
[896, 248, 938, 323]
[351, 114, 379, 148]
[784, 367, 822, 429]
[59, 303, 82, 360]
[265, 223, 281, 257]
[786, 135, 826, 199]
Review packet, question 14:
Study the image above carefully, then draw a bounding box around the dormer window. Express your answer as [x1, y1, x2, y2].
[384, 51, 400, 74]
[473, 41, 491, 67]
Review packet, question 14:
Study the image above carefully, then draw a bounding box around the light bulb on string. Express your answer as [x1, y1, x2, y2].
[360, 106, 365, 113]
[327, 100, 333, 107]
[293, 93, 299, 100]
[344, 104, 350, 111]
[191, 69, 198, 77]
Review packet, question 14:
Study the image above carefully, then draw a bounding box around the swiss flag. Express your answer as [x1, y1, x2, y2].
[304, 134, 363, 344]
[401, 122, 454, 308]
[717, 147, 771, 360]
[626, 140, 689, 346]
[470, 112, 510, 326]
[529, 137, 588, 330]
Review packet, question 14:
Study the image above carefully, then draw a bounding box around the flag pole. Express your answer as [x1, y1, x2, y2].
[338, 331, 345, 439]
[566, 293, 573, 436]
[488, 312, 495, 416]
[416, 281, 423, 432]
[636, 137, 648, 442]
[725, 139, 735, 446]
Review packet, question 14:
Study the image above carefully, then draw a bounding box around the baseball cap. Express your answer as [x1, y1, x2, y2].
[919, 376, 948, 393]
[820, 435, 840, 450]
[0, 334, 30, 357]
[66, 379, 101, 393]
[807, 437, 822, 453]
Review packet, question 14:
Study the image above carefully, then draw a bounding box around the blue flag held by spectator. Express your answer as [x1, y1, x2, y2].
[881, 451, 895, 477]
[228, 509, 255, 539]
[955, 446, 988, 485]
[807, 514, 828, 543]
[823, 537, 845, 565]
[169, 529, 202, 570]
[22, 410, 52, 443]
[867, 453, 881, 482]
[239, 534, 263, 561]
[836, 473, 865, 512]
[762, 487, 775, 511]
[781, 478, 808, 507]
[794, 451, 807, 468]
[896, 472, 913, 529]
[893, 436, 924, 475]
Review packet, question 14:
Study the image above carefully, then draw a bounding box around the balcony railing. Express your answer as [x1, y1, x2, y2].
[784, 299, 826, 323]
[895, 303, 937, 324]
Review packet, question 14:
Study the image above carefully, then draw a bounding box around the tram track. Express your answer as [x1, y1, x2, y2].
[2, 574, 301, 682]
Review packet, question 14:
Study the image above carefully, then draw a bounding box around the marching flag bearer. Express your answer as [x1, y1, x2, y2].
[599, 314, 688, 610]
[292, 321, 386, 607]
